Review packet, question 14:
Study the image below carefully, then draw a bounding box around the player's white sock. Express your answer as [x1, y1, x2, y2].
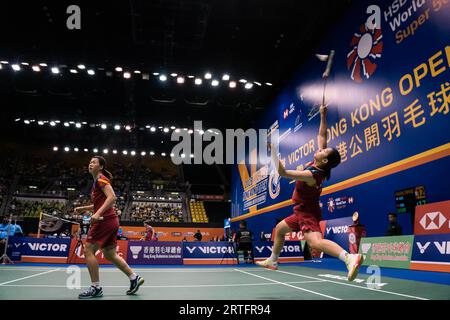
[269, 252, 279, 263]
[92, 282, 101, 288]
[338, 250, 348, 263]
[129, 273, 137, 281]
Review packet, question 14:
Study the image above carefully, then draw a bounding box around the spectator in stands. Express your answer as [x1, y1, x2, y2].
[385, 213, 403, 236]
[194, 230, 202, 241]
[9, 198, 65, 219]
[115, 205, 122, 219]
[236, 221, 253, 263]
[130, 202, 183, 223]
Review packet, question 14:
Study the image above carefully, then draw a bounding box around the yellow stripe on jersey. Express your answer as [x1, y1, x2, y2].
[98, 178, 110, 185]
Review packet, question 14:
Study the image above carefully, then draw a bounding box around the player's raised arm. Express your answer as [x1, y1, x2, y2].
[282, 168, 316, 184]
[317, 105, 328, 150]
[269, 143, 315, 184]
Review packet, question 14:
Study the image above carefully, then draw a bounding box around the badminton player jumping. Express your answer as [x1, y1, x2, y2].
[257, 105, 364, 281]
[74, 156, 144, 298]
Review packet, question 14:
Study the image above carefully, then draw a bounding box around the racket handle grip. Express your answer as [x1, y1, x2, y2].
[323, 50, 335, 78]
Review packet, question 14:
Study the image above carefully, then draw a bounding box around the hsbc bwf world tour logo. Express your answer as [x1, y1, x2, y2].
[347, 5, 383, 83]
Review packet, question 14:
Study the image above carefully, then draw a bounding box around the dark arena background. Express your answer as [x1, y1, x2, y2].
[0, 0, 449, 309]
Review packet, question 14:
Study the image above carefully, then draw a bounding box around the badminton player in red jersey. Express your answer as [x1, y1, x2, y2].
[143, 221, 155, 241]
[257, 105, 364, 281]
[74, 156, 144, 298]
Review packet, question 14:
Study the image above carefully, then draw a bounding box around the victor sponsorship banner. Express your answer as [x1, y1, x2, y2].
[127, 241, 183, 265]
[9, 236, 72, 263]
[323, 216, 354, 255]
[414, 200, 450, 235]
[183, 242, 237, 265]
[6, 237, 25, 261]
[411, 233, 450, 272]
[253, 241, 304, 262]
[359, 235, 414, 269]
[67, 239, 129, 264]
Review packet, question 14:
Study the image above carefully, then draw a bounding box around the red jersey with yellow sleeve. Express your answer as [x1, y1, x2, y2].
[283, 161, 326, 233]
[291, 161, 326, 214]
[90, 174, 116, 220]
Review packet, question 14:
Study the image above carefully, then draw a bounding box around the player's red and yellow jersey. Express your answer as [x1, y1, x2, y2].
[91, 174, 116, 220]
[291, 161, 325, 211]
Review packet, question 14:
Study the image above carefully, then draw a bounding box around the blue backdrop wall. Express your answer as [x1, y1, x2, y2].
[230, 0, 450, 241]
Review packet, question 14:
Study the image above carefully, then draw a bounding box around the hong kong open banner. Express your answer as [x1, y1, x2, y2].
[67, 239, 129, 264]
[359, 235, 414, 269]
[253, 241, 304, 263]
[183, 242, 237, 265]
[410, 233, 450, 272]
[126, 241, 183, 265]
[231, 0, 450, 239]
[11, 237, 72, 263]
[414, 200, 450, 235]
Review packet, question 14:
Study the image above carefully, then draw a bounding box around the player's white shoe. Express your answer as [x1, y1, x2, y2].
[345, 253, 364, 281]
[255, 259, 278, 270]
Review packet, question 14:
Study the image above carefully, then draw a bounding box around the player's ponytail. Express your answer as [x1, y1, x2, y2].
[323, 148, 341, 180]
[93, 155, 113, 180]
[103, 169, 113, 180]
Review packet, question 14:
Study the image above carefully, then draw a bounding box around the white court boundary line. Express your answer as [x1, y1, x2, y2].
[0, 267, 237, 273]
[0, 280, 325, 289]
[273, 269, 429, 300]
[0, 268, 60, 286]
[0, 268, 59, 272]
[234, 269, 340, 300]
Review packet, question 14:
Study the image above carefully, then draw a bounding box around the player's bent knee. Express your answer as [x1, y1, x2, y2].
[103, 252, 116, 261]
[84, 245, 96, 257]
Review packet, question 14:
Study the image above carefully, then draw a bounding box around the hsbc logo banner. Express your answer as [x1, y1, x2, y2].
[412, 234, 450, 264]
[252, 241, 303, 259]
[414, 200, 450, 235]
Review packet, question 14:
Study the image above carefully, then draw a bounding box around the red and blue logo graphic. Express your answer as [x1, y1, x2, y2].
[347, 23, 383, 83]
[327, 198, 335, 213]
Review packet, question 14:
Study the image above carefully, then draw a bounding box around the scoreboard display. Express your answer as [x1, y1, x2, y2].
[395, 186, 427, 214]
